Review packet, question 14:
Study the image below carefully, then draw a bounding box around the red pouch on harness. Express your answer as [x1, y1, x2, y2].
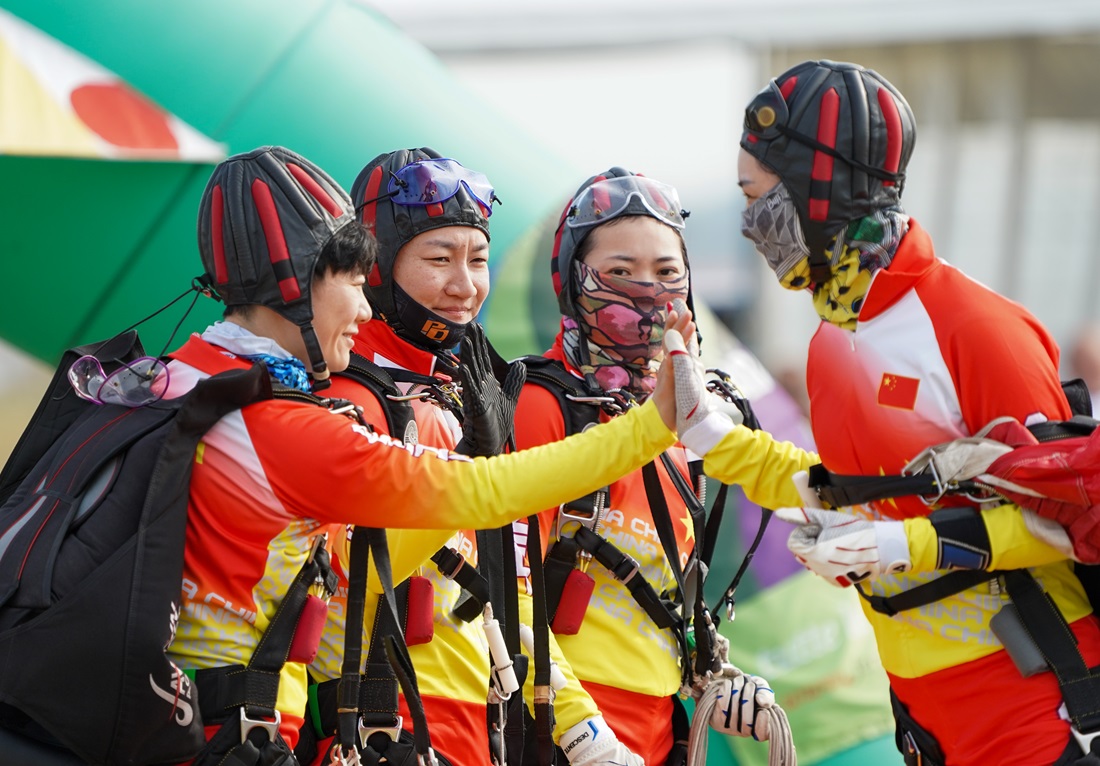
[405, 576, 435, 646]
[551, 569, 594, 635]
[287, 594, 328, 664]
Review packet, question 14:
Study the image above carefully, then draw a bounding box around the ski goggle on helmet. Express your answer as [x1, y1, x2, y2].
[565, 175, 686, 231]
[68, 355, 169, 408]
[384, 158, 497, 215]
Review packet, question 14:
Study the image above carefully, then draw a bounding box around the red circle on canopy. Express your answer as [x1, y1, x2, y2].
[70, 82, 179, 152]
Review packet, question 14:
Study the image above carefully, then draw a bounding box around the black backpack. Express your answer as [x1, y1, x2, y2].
[0, 332, 272, 765]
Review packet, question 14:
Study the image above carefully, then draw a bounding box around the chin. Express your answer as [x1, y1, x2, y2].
[325, 352, 350, 374]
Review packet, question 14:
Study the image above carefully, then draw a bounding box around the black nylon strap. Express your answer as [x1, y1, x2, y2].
[701, 483, 729, 569]
[808, 463, 946, 508]
[526, 517, 556, 766]
[336, 528, 372, 749]
[1002, 570, 1100, 734]
[928, 507, 992, 571]
[431, 546, 491, 623]
[856, 570, 1001, 617]
[641, 459, 694, 686]
[656, 451, 713, 678]
[361, 527, 414, 728]
[542, 536, 581, 623]
[572, 526, 677, 629]
[499, 524, 529, 764]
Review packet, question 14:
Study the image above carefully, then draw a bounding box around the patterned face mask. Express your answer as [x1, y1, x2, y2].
[740, 182, 812, 290]
[563, 261, 690, 396]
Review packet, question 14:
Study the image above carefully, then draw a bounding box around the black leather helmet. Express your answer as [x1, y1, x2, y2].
[740, 60, 916, 282]
[197, 145, 355, 385]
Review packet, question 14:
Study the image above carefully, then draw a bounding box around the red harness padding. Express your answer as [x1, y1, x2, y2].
[978, 417, 1100, 562]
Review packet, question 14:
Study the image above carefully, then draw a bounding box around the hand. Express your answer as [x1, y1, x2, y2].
[561, 715, 644, 766]
[776, 506, 911, 587]
[708, 668, 776, 741]
[651, 301, 696, 432]
[455, 323, 527, 457]
[661, 298, 739, 455]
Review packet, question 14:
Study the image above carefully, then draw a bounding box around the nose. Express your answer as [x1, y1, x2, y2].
[445, 261, 477, 300]
[356, 292, 372, 324]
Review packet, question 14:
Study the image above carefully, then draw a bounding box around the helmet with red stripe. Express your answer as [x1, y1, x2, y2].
[351, 147, 491, 350]
[740, 60, 916, 282]
[551, 167, 691, 322]
[197, 145, 356, 386]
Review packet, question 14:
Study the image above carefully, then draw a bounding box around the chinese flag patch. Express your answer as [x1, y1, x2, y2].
[878, 373, 920, 410]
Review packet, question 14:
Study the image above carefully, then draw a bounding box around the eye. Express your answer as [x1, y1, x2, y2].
[657, 267, 682, 279]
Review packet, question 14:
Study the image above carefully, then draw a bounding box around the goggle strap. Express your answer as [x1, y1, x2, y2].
[775, 124, 904, 184]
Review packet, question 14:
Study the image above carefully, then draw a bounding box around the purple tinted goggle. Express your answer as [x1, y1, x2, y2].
[387, 158, 497, 215]
[68, 355, 169, 408]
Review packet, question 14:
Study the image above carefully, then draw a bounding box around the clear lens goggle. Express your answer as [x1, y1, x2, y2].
[68, 355, 169, 408]
[566, 176, 686, 230]
[387, 158, 497, 215]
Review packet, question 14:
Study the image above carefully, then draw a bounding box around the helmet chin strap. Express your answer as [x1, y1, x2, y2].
[299, 324, 331, 392]
[390, 281, 468, 356]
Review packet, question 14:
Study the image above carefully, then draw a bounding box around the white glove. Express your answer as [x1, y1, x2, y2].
[561, 715, 644, 766]
[708, 669, 776, 741]
[664, 298, 740, 456]
[776, 506, 911, 587]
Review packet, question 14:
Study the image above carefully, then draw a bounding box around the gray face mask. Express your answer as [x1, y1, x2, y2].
[740, 182, 810, 281]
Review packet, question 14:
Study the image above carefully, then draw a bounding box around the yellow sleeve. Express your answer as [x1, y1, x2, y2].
[516, 587, 599, 742]
[334, 399, 677, 531]
[701, 425, 820, 509]
[274, 395, 676, 531]
[365, 528, 457, 595]
[904, 503, 1070, 571]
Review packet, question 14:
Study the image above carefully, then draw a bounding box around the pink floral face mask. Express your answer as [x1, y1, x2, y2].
[563, 261, 690, 396]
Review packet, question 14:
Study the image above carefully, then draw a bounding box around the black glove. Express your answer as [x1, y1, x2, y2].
[455, 323, 527, 457]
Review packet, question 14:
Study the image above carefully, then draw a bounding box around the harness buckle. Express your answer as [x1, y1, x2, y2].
[1061, 704, 1100, 757]
[239, 707, 281, 743]
[1072, 725, 1100, 759]
[307, 532, 328, 565]
[360, 714, 403, 748]
[440, 556, 464, 581]
[555, 491, 605, 540]
[613, 557, 640, 585]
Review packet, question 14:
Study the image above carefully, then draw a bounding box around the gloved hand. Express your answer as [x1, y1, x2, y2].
[776, 506, 911, 587]
[708, 669, 777, 741]
[560, 715, 644, 766]
[663, 298, 741, 455]
[455, 322, 527, 457]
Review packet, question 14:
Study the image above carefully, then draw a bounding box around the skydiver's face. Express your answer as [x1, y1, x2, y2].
[392, 226, 491, 324]
[580, 216, 687, 284]
[309, 269, 372, 372]
[737, 148, 782, 206]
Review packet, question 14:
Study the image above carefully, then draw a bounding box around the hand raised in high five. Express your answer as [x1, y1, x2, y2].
[661, 298, 741, 454]
[455, 322, 527, 457]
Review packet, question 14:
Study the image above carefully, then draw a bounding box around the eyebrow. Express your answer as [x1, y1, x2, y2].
[421, 237, 489, 253]
[604, 254, 682, 263]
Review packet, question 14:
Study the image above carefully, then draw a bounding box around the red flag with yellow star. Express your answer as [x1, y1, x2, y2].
[878, 372, 920, 410]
